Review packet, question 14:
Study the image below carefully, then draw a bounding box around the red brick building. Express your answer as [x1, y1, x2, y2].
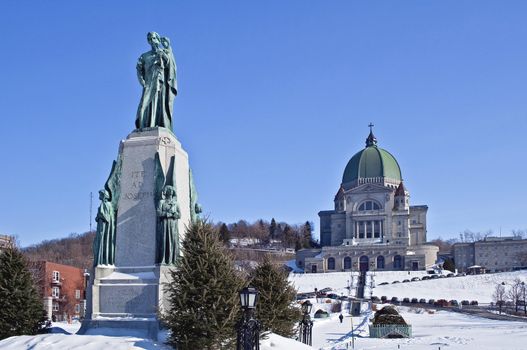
[29, 261, 88, 321]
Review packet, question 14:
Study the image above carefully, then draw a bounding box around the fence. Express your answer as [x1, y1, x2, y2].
[369, 324, 412, 338]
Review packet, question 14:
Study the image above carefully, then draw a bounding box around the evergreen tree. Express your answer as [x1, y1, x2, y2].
[0, 247, 46, 340]
[218, 223, 231, 246]
[250, 257, 301, 337]
[442, 258, 455, 272]
[269, 218, 277, 240]
[302, 221, 313, 248]
[164, 220, 244, 349]
[282, 225, 295, 248]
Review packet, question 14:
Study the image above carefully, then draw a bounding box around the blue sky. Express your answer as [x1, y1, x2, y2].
[1, 1, 526, 246]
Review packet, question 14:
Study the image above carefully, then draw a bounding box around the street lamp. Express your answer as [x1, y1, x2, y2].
[299, 300, 313, 345]
[237, 287, 260, 350]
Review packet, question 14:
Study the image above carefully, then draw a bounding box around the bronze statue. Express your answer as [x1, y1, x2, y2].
[157, 185, 181, 264]
[93, 159, 121, 266]
[136, 32, 178, 130]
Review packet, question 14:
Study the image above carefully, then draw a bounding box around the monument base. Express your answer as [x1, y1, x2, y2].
[81, 127, 194, 340]
[78, 265, 172, 340]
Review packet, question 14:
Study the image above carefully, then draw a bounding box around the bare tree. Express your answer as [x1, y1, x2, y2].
[507, 278, 523, 313]
[493, 283, 506, 314]
[512, 229, 526, 239]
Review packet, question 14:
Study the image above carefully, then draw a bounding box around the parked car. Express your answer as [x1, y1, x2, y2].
[428, 299, 435, 305]
[461, 300, 470, 306]
[381, 296, 388, 302]
[392, 280, 400, 284]
[431, 275, 440, 279]
[470, 300, 479, 306]
[411, 277, 421, 281]
[434, 299, 450, 307]
[447, 273, 455, 277]
[419, 298, 427, 303]
[379, 282, 389, 286]
[391, 297, 399, 303]
[450, 300, 459, 306]
[402, 279, 410, 283]
[327, 293, 338, 299]
[402, 297, 410, 303]
[411, 298, 419, 304]
[422, 276, 430, 280]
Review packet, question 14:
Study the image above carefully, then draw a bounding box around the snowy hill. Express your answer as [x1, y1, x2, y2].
[290, 270, 527, 304]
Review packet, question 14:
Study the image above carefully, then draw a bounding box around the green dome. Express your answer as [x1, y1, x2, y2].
[342, 131, 402, 185]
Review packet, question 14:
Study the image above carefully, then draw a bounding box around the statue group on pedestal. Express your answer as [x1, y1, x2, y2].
[93, 32, 201, 268]
[136, 31, 177, 130]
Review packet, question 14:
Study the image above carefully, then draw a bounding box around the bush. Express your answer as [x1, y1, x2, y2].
[372, 306, 407, 326]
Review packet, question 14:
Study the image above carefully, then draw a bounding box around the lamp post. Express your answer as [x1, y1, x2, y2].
[237, 287, 260, 350]
[298, 300, 313, 345]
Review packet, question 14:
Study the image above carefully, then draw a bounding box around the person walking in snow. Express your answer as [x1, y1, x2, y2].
[339, 314, 344, 323]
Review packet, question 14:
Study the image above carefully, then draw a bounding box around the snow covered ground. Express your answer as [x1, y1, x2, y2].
[311, 305, 527, 350]
[2, 270, 527, 349]
[290, 270, 527, 304]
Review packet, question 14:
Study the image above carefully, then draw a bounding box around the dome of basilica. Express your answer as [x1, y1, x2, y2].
[342, 128, 402, 186]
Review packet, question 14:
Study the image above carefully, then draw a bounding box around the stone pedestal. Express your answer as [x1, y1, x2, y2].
[79, 128, 192, 339]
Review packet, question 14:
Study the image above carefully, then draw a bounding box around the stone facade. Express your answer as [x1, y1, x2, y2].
[453, 237, 527, 273]
[297, 129, 438, 273]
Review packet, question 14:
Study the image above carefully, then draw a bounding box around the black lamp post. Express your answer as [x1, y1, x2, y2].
[237, 287, 260, 350]
[299, 300, 313, 345]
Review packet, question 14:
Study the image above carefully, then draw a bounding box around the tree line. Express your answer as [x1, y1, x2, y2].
[21, 218, 318, 270]
[216, 218, 319, 250]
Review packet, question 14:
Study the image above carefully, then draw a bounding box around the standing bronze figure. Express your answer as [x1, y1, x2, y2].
[136, 32, 178, 130]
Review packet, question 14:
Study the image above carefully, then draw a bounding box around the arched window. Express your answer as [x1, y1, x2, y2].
[327, 257, 335, 270]
[343, 256, 352, 270]
[359, 255, 369, 272]
[377, 255, 385, 269]
[358, 200, 381, 212]
[394, 255, 403, 270]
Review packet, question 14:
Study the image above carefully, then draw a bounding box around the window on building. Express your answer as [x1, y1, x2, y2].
[394, 255, 403, 270]
[344, 257, 352, 269]
[52, 287, 60, 298]
[327, 257, 335, 270]
[358, 223, 365, 239]
[358, 201, 381, 212]
[377, 255, 385, 269]
[366, 221, 373, 238]
[75, 289, 81, 299]
[75, 304, 80, 314]
[52, 271, 60, 282]
[52, 303, 59, 312]
[374, 221, 381, 238]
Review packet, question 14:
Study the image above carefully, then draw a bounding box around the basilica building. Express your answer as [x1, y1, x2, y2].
[297, 127, 438, 272]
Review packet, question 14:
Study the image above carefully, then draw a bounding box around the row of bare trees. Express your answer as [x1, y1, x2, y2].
[215, 218, 318, 250]
[492, 279, 527, 315]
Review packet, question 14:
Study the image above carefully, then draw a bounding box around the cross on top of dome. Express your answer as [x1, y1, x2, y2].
[366, 123, 377, 147]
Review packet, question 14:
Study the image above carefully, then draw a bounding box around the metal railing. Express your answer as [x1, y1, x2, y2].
[369, 324, 412, 338]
